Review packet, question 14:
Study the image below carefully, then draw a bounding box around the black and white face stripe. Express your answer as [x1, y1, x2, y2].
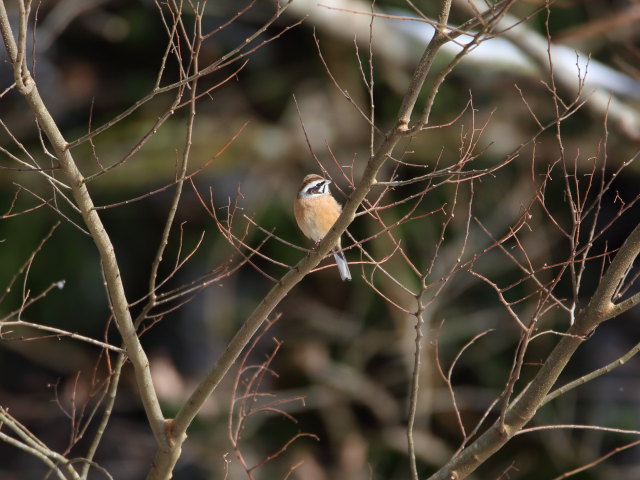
[299, 178, 331, 199]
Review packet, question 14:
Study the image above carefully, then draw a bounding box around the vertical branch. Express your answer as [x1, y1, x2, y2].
[407, 307, 425, 480]
[367, 0, 375, 157]
[144, 0, 201, 317]
[80, 353, 126, 480]
[14, 0, 32, 92]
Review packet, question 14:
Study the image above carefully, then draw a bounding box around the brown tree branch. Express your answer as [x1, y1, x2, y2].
[426, 222, 640, 480]
[0, 1, 167, 449]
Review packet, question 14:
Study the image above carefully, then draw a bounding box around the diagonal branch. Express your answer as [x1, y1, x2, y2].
[146, 0, 469, 476]
[426, 223, 640, 480]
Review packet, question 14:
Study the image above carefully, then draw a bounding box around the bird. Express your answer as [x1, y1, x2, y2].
[294, 173, 351, 281]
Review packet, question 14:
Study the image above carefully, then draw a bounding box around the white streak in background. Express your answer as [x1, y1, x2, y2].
[389, 10, 640, 101]
[284, 0, 640, 137]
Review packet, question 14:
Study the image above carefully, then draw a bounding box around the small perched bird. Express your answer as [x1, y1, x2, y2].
[294, 174, 351, 281]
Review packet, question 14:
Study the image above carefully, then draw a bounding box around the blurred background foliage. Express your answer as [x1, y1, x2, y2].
[1, 0, 640, 479]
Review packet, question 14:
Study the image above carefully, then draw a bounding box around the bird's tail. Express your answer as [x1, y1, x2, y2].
[332, 249, 351, 281]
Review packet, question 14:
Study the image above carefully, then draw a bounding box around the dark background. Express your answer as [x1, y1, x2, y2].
[1, 1, 640, 479]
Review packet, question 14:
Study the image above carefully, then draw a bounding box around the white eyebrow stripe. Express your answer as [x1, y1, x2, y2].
[300, 179, 330, 198]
